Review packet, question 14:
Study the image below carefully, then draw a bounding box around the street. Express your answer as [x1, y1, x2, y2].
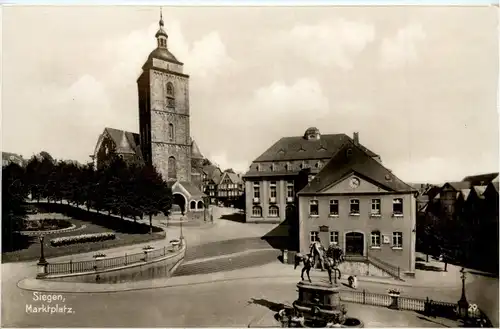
[2, 208, 498, 327]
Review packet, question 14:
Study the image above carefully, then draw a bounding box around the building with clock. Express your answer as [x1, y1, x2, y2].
[91, 13, 206, 215]
[297, 139, 417, 277]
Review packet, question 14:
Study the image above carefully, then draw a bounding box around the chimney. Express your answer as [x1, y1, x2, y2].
[353, 132, 359, 145]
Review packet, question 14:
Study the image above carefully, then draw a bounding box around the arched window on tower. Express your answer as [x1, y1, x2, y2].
[168, 123, 174, 141]
[168, 156, 177, 180]
[166, 82, 175, 108]
[167, 82, 175, 97]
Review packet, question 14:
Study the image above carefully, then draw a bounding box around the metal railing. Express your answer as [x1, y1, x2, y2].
[366, 253, 402, 280]
[46, 243, 183, 275]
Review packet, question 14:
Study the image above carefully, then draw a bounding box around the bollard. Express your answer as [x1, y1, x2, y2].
[283, 250, 288, 264]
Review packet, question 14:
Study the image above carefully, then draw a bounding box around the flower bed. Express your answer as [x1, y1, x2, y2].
[23, 218, 72, 231]
[50, 232, 116, 247]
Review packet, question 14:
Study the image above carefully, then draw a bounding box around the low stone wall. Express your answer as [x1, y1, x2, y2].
[337, 261, 393, 278]
[40, 241, 186, 284]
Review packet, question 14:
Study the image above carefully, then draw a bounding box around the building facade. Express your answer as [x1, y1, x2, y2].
[297, 141, 417, 275]
[243, 127, 380, 223]
[217, 171, 244, 206]
[91, 13, 205, 215]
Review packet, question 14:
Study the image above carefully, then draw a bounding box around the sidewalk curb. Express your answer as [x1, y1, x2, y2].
[16, 269, 460, 294]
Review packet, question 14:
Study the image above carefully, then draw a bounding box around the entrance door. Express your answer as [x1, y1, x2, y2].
[345, 232, 364, 256]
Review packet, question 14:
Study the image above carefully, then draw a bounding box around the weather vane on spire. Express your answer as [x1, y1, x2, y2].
[159, 7, 164, 27]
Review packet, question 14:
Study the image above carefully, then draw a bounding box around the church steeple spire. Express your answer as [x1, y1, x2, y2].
[155, 7, 168, 48]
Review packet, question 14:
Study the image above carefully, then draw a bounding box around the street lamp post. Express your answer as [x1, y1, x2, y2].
[457, 267, 469, 319]
[36, 235, 48, 278]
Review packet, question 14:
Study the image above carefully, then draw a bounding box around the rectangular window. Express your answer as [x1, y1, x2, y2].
[371, 231, 381, 247]
[310, 231, 320, 243]
[270, 181, 277, 198]
[371, 199, 381, 216]
[309, 200, 319, 216]
[392, 232, 403, 248]
[350, 199, 360, 215]
[253, 182, 260, 199]
[393, 198, 403, 216]
[330, 231, 339, 244]
[287, 181, 294, 198]
[329, 200, 339, 216]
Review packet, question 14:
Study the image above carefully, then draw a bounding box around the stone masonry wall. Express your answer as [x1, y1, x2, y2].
[148, 68, 191, 182]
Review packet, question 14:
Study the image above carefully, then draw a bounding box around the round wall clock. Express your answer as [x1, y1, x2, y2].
[349, 177, 360, 189]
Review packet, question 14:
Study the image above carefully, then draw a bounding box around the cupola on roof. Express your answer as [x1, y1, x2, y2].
[304, 127, 321, 140]
[146, 8, 183, 65]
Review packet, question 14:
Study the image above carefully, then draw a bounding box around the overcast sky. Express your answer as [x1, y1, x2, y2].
[2, 5, 499, 183]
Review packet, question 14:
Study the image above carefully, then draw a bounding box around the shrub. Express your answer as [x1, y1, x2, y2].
[50, 232, 116, 247]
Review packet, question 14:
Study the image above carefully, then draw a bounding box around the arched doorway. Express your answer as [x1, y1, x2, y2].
[173, 193, 186, 214]
[345, 232, 364, 256]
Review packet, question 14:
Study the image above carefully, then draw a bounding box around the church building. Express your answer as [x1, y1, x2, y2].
[91, 12, 205, 215]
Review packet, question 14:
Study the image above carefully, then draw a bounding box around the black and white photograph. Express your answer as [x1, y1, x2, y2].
[1, 3, 498, 328]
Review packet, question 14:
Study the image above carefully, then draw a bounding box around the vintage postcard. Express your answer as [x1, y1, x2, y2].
[1, 2, 498, 328]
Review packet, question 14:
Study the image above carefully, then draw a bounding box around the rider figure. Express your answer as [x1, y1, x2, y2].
[312, 238, 325, 271]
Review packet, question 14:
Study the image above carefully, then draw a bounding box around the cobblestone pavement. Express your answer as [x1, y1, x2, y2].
[4, 276, 460, 328]
[175, 249, 280, 276]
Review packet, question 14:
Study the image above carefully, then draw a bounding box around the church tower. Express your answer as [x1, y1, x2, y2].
[137, 10, 191, 182]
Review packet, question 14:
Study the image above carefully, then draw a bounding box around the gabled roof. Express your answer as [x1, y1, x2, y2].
[220, 171, 243, 184]
[202, 164, 222, 181]
[252, 133, 378, 163]
[443, 181, 471, 191]
[462, 172, 499, 186]
[104, 127, 143, 159]
[298, 141, 414, 194]
[178, 181, 205, 198]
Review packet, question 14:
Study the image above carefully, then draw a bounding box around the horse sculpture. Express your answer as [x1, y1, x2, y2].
[294, 253, 314, 282]
[295, 242, 345, 284]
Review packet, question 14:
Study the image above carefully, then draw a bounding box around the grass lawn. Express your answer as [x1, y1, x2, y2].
[2, 202, 165, 263]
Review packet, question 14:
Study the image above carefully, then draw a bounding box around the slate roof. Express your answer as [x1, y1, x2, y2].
[178, 181, 205, 198]
[462, 172, 499, 186]
[102, 127, 203, 164]
[202, 164, 223, 183]
[104, 128, 142, 159]
[444, 181, 472, 191]
[252, 133, 378, 163]
[298, 141, 414, 194]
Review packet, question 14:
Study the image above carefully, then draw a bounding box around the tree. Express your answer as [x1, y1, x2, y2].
[137, 165, 172, 233]
[224, 168, 235, 174]
[2, 163, 28, 249]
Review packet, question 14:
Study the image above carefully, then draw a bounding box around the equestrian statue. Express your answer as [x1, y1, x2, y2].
[294, 239, 345, 284]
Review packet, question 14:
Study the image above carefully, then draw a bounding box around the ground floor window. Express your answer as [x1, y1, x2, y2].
[252, 206, 262, 217]
[269, 205, 279, 217]
[371, 231, 381, 247]
[330, 231, 339, 244]
[197, 201, 204, 209]
[310, 231, 320, 243]
[190, 200, 196, 210]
